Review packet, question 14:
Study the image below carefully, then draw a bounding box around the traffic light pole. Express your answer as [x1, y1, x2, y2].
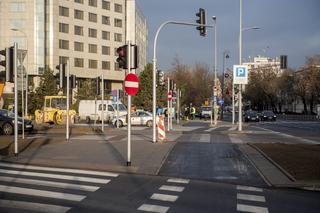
[13, 43, 18, 155]
[66, 60, 70, 141]
[152, 21, 214, 143]
[127, 40, 132, 166]
[101, 74, 104, 132]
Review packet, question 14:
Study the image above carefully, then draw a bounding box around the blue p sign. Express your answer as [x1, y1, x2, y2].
[236, 67, 246, 77]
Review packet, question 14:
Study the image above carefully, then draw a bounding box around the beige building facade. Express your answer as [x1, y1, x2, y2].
[0, 0, 147, 93]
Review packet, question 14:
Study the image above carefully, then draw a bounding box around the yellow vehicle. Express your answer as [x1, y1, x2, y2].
[35, 96, 77, 125]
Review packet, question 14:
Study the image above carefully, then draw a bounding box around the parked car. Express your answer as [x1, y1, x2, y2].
[200, 106, 212, 120]
[244, 110, 260, 122]
[260, 111, 277, 121]
[0, 109, 34, 135]
[112, 110, 153, 127]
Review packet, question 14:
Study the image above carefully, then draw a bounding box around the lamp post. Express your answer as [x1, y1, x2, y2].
[221, 51, 229, 120]
[212, 16, 218, 126]
[11, 28, 28, 118]
[238, 0, 260, 131]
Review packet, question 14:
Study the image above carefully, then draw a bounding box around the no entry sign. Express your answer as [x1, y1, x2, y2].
[124, 73, 139, 95]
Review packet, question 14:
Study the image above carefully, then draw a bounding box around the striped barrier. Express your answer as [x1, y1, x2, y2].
[156, 115, 166, 141]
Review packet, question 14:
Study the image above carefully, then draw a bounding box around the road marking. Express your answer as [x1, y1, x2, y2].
[150, 193, 178, 202]
[237, 193, 266, 202]
[0, 176, 100, 192]
[0, 185, 86, 201]
[0, 199, 70, 213]
[229, 135, 244, 144]
[199, 134, 211, 142]
[167, 178, 190, 184]
[204, 127, 218, 132]
[237, 204, 269, 213]
[0, 162, 118, 177]
[228, 126, 238, 131]
[0, 169, 110, 184]
[138, 204, 169, 213]
[159, 185, 185, 192]
[237, 185, 263, 192]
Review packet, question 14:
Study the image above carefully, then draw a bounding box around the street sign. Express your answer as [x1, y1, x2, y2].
[233, 65, 248, 84]
[124, 73, 139, 95]
[168, 90, 172, 101]
[218, 99, 224, 105]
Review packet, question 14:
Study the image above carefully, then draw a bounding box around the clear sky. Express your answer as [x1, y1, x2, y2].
[136, 0, 320, 73]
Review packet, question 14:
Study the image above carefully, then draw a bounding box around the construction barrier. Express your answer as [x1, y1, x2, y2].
[156, 115, 166, 141]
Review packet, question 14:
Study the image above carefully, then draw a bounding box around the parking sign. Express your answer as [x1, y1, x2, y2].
[233, 65, 248, 84]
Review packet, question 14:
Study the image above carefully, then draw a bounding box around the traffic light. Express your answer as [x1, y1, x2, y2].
[96, 76, 101, 95]
[196, 8, 206, 36]
[280, 55, 287, 69]
[130, 45, 138, 69]
[70, 74, 76, 88]
[55, 64, 66, 88]
[157, 70, 165, 86]
[116, 45, 128, 69]
[0, 47, 14, 82]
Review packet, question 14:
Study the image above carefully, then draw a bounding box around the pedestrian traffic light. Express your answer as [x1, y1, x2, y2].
[55, 64, 66, 88]
[116, 45, 128, 69]
[157, 70, 165, 86]
[96, 76, 101, 95]
[280, 55, 287, 69]
[196, 8, 206, 36]
[0, 47, 14, 82]
[70, 74, 76, 88]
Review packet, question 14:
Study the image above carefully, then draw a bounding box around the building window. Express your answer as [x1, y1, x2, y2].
[74, 42, 84, 51]
[114, 18, 122, 28]
[89, 59, 98, 69]
[114, 62, 121, 71]
[59, 23, 69, 33]
[10, 19, 25, 29]
[74, 9, 84, 20]
[74, 25, 83, 36]
[59, 56, 69, 64]
[74, 58, 84, 67]
[102, 16, 110, 25]
[114, 33, 122, 42]
[102, 46, 110, 55]
[88, 28, 97, 38]
[9, 3, 25, 12]
[102, 61, 110, 70]
[88, 44, 97, 53]
[59, 39, 69, 50]
[114, 3, 122, 13]
[89, 13, 97, 23]
[74, 0, 83, 4]
[102, 1, 110, 10]
[59, 6, 69, 17]
[102, 31, 110, 40]
[89, 0, 97, 7]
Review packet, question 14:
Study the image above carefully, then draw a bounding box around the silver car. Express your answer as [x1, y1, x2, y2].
[112, 111, 153, 127]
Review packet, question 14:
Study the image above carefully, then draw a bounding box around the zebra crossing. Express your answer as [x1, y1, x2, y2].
[0, 162, 119, 213]
[236, 185, 269, 213]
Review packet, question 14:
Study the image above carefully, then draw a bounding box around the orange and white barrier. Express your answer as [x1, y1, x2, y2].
[156, 115, 166, 141]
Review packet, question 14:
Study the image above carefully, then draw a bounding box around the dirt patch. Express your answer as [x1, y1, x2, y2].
[253, 143, 320, 181]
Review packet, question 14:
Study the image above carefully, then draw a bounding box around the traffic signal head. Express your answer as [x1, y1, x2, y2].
[55, 64, 66, 88]
[116, 45, 128, 69]
[196, 8, 206, 36]
[280, 55, 287, 69]
[0, 47, 14, 82]
[157, 70, 165, 86]
[96, 76, 101, 95]
[70, 74, 76, 88]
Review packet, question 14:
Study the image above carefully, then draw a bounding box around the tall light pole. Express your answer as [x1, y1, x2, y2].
[221, 51, 229, 120]
[239, 0, 260, 131]
[212, 16, 218, 126]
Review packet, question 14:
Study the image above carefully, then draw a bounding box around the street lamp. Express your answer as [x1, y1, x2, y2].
[11, 28, 28, 118]
[238, 0, 261, 131]
[212, 16, 218, 126]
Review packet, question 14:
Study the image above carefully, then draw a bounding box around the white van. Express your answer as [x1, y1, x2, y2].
[78, 100, 127, 123]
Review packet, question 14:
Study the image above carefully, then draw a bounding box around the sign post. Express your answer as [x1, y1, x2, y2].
[233, 65, 248, 131]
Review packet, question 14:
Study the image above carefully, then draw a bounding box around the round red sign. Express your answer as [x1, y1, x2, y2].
[124, 73, 139, 95]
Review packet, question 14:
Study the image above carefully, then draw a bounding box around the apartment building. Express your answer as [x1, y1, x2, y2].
[0, 0, 147, 93]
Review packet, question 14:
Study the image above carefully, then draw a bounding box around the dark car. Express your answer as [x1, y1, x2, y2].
[244, 110, 260, 122]
[0, 109, 34, 135]
[260, 110, 277, 121]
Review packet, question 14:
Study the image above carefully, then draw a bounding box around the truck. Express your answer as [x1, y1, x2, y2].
[78, 100, 127, 123]
[34, 96, 77, 125]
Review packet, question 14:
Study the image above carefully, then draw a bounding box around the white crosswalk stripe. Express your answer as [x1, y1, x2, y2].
[0, 162, 119, 212]
[236, 185, 269, 213]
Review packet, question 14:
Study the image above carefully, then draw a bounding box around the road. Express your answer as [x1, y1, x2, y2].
[0, 118, 319, 212]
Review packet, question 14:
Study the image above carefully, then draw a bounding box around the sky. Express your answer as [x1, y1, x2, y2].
[136, 0, 320, 74]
